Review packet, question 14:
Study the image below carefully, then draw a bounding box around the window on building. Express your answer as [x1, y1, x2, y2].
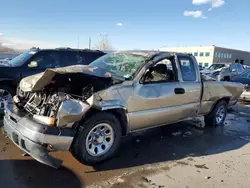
[199, 52, 204, 57]
[218, 52, 221, 58]
[205, 63, 209, 67]
[221, 53, 224, 58]
[229, 54, 232, 58]
[224, 53, 227, 58]
[199, 62, 203, 66]
[205, 52, 210, 57]
[194, 52, 198, 56]
[215, 52, 218, 58]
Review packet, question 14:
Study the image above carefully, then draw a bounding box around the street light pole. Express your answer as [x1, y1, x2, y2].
[89, 37, 91, 49]
[99, 33, 108, 50]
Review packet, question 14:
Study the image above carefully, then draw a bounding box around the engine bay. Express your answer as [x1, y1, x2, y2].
[15, 73, 113, 125]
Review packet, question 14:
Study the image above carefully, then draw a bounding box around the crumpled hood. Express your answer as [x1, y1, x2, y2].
[19, 65, 125, 92]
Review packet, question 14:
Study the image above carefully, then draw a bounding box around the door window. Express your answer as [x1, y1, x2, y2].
[31, 51, 60, 68]
[59, 51, 78, 66]
[143, 59, 176, 83]
[230, 63, 237, 72]
[178, 56, 197, 81]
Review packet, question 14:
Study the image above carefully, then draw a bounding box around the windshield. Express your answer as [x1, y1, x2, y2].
[207, 64, 225, 70]
[240, 69, 250, 79]
[8, 51, 36, 67]
[89, 53, 147, 79]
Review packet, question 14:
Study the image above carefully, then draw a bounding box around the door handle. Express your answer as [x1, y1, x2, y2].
[174, 88, 185, 94]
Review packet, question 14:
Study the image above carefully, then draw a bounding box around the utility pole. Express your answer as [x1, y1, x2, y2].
[89, 37, 91, 49]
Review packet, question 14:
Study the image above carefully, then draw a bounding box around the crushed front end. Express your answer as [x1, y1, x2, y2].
[3, 65, 120, 168]
[3, 101, 77, 168]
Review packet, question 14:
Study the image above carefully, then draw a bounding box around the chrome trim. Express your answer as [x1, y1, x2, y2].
[101, 105, 126, 111]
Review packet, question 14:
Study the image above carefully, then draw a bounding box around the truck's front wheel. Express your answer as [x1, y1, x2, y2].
[204, 100, 227, 126]
[0, 85, 15, 114]
[71, 112, 122, 165]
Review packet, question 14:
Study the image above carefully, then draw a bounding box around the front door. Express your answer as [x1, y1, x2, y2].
[127, 55, 201, 131]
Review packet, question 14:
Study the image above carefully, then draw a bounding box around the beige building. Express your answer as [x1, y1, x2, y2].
[159, 45, 250, 68]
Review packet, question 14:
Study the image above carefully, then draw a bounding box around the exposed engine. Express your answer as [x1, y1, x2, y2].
[20, 85, 93, 118]
[15, 73, 113, 126]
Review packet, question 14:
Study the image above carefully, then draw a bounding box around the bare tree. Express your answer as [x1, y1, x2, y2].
[94, 38, 113, 50]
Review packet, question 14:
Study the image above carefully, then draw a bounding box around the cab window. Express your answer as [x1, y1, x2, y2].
[178, 56, 197, 81]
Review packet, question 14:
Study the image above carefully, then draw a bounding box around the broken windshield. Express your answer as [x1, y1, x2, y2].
[89, 53, 147, 79]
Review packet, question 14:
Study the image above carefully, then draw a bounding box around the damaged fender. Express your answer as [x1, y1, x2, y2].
[57, 99, 91, 127]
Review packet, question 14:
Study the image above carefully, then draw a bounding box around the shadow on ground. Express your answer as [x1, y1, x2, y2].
[91, 116, 250, 172]
[0, 160, 84, 188]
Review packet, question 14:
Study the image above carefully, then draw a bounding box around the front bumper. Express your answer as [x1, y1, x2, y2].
[240, 90, 250, 101]
[3, 102, 76, 168]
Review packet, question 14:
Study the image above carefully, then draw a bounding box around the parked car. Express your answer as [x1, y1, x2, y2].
[200, 63, 227, 74]
[0, 48, 106, 114]
[201, 62, 245, 81]
[199, 65, 205, 71]
[3, 51, 244, 168]
[231, 69, 250, 101]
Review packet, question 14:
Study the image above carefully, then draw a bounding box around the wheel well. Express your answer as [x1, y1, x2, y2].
[0, 80, 16, 94]
[208, 97, 230, 115]
[79, 108, 128, 136]
[213, 97, 230, 109]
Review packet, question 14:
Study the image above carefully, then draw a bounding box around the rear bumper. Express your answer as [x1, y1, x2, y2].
[3, 102, 76, 168]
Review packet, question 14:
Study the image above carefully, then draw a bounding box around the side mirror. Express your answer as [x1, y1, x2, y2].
[28, 61, 38, 68]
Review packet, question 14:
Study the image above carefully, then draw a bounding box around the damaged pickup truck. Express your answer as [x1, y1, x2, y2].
[3, 51, 244, 168]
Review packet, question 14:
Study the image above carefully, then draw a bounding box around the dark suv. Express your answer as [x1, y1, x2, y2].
[0, 48, 106, 113]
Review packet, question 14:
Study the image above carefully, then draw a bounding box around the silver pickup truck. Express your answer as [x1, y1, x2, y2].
[3, 51, 244, 168]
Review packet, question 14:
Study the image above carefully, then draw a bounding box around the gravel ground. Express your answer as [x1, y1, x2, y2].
[0, 103, 250, 188]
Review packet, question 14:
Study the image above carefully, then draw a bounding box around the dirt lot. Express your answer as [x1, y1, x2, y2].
[0, 103, 250, 188]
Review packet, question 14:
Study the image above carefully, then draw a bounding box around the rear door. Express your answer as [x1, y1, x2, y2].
[175, 55, 202, 116]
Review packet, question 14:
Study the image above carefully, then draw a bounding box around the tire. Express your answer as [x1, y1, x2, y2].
[224, 77, 231, 82]
[204, 100, 227, 126]
[71, 112, 122, 165]
[0, 84, 15, 97]
[0, 85, 15, 115]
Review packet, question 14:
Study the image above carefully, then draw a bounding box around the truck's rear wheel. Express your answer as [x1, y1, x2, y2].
[204, 100, 227, 126]
[71, 112, 122, 165]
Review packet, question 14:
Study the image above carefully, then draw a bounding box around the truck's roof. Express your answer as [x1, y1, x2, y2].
[114, 50, 192, 57]
[28, 48, 105, 53]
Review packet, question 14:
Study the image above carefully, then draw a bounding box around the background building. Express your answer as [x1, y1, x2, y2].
[159, 46, 250, 68]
